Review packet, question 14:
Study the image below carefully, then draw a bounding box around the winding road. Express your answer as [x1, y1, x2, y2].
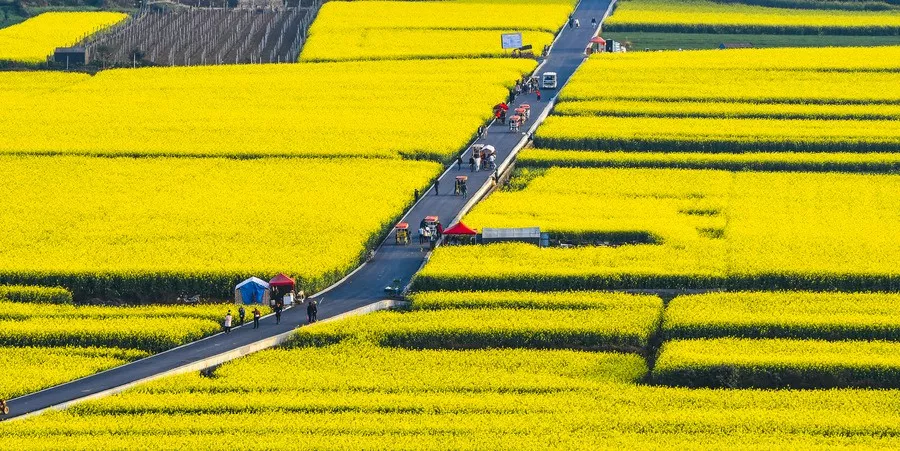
[4, 0, 613, 421]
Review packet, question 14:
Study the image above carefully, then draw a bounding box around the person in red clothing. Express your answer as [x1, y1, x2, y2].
[536, 89, 542, 101]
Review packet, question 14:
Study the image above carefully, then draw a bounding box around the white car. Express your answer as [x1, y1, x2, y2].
[541, 72, 558, 89]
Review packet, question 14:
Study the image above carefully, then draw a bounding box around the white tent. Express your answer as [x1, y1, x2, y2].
[234, 277, 271, 305]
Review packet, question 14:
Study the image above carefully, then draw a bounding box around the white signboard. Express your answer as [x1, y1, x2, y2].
[501, 33, 524, 50]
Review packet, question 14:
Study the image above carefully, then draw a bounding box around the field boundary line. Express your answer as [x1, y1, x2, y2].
[4, 299, 407, 422]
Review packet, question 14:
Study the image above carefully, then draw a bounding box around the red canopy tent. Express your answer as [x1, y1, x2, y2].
[269, 273, 295, 288]
[443, 222, 478, 236]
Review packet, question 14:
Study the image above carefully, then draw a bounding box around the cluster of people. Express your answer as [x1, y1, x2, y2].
[223, 297, 319, 333]
[418, 218, 444, 245]
[469, 146, 496, 172]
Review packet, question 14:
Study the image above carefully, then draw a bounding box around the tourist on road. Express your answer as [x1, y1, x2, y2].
[591, 17, 597, 28]
[469, 155, 476, 172]
[238, 306, 246, 326]
[252, 307, 261, 329]
[224, 311, 232, 334]
[536, 89, 542, 101]
[419, 226, 426, 244]
[307, 299, 318, 323]
[574, 18, 580, 28]
[437, 222, 444, 237]
[461, 181, 468, 198]
[434, 179, 440, 195]
[457, 155, 463, 170]
[274, 301, 283, 325]
[414, 188, 419, 201]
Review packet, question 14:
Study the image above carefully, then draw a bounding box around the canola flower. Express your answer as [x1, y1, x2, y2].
[535, 115, 900, 153]
[604, 0, 900, 35]
[553, 98, 900, 121]
[300, 0, 569, 61]
[664, 291, 900, 340]
[417, 168, 900, 291]
[0, 156, 439, 298]
[409, 290, 661, 310]
[518, 149, 900, 173]
[0, 284, 71, 304]
[654, 338, 900, 388]
[6, 344, 900, 448]
[0, 12, 126, 63]
[0, 58, 533, 159]
[291, 306, 663, 352]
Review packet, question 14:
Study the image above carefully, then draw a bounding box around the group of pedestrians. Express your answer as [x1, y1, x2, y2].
[223, 298, 318, 334]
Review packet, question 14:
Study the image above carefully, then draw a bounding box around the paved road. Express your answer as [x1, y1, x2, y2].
[3, 0, 612, 420]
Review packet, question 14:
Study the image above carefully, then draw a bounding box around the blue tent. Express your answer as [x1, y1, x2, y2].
[235, 277, 269, 305]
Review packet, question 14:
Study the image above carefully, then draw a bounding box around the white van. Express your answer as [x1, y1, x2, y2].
[541, 72, 558, 89]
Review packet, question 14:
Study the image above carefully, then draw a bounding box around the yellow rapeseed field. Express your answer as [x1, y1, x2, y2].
[518, 148, 900, 172]
[605, 0, 900, 34]
[0, 156, 439, 296]
[0, 12, 127, 63]
[6, 343, 900, 448]
[300, 0, 570, 61]
[541, 47, 900, 154]
[417, 167, 900, 291]
[0, 58, 533, 159]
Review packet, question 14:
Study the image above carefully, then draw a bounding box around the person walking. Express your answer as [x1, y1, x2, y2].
[414, 188, 419, 201]
[252, 307, 261, 329]
[461, 181, 468, 198]
[457, 155, 463, 170]
[591, 17, 597, 28]
[223, 311, 233, 334]
[536, 89, 542, 101]
[418, 226, 426, 244]
[574, 18, 580, 28]
[274, 301, 283, 325]
[434, 178, 440, 195]
[238, 305, 246, 326]
[307, 299, 318, 324]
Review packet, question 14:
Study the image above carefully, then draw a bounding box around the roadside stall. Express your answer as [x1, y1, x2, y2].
[395, 222, 410, 245]
[234, 277, 270, 305]
[443, 222, 478, 245]
[587, 36, 606, 55]
[268, 273, 296, 306]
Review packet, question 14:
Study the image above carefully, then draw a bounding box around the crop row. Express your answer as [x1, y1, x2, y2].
[553, 99, 900, 121]
[290, 304, 663, 353]
[605, 0, 900, 35]
[0, 284, 72, 304]
[408, 290, 661, 310]
[654, 338, 900, 388]
[5, 344, 900, 448]
[517, 149, 900, 173]
[534, 116, 900, 153]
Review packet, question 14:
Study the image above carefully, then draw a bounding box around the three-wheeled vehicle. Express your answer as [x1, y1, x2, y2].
[424, 216, 439, 235]
[395, 222, 410, 245]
